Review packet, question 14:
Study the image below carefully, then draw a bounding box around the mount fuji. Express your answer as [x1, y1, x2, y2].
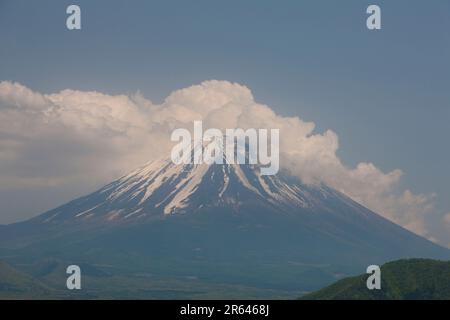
[1, 153, 449, 298]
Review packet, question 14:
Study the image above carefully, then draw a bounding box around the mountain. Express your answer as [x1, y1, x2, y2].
[1, 152, 449, 298]
[301, 259, 450, 300]
[0, 260, 53, 299]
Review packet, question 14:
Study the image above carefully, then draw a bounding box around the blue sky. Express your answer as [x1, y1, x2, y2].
[0, 0, 449, 243]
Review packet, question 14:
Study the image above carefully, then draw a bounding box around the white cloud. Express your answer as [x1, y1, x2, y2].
[0, 80, 440, 243]
[444, 213, 450, 229]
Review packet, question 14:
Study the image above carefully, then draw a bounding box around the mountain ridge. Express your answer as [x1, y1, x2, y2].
[301, 259, 450, 300]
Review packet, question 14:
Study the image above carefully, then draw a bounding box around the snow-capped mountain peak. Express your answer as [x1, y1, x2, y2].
[37, 150, 332, 224]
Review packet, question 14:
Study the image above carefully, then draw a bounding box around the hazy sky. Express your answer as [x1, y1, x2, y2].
[0, 1, 449, 245]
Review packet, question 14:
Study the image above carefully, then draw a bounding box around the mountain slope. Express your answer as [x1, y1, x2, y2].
[0, 260, 53, 299]
[301, 259, 450, 300]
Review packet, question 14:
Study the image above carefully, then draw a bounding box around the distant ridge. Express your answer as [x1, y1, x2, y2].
[301, 259, 450, 300]
[0, 260, 52, 299]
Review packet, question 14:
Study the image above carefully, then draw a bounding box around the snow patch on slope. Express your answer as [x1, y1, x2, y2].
[163, 164, 210, 214]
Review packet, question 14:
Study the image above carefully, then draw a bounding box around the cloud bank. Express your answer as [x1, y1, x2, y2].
[0, 80, 443, 244]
